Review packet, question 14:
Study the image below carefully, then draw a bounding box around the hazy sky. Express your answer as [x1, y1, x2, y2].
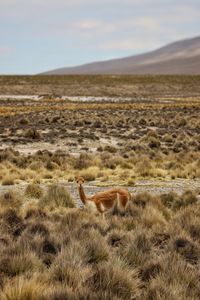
[0, 0, 200, 74]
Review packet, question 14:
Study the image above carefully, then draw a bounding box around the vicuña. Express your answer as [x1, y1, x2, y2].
[76, 176, 131, 216]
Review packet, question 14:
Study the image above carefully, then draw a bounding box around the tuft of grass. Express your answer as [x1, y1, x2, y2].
[49, 244, 90, 289]
[25, 184, 43, 199]
[40, 184, 76, 209]
[84, 234, 109, 264]
[0, 191, 22, 209]
[1, 208, 24, 236]
[0, 253, 44, 278]
[1, 176, 15, 186]
[24, 128, 41, 139]
[19, 117, 29, 125]
[0, 276, 45, 300]
[89, 260, 141, 299]
[127, 178, 135, 186]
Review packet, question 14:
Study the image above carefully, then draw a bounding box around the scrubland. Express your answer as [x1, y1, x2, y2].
[0, 100, 199, 185]
[0, 75, 200, 299]
[0, 187, 200, 299]
[0, 74, 200, 97]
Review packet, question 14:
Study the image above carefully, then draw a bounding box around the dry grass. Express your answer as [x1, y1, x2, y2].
[0, 146, 199, 185]
[0, 75, 199, 298]
[0, 188, 200, 299]
[1, 175, 15, 186]
[39, 184, 76, 209]
[25, 184, 43, 199]
[0, 85, 199, 184]
[1, 75, 200, 98]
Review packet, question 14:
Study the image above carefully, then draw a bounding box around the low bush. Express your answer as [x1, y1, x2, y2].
[25, 184, 43, 199]
[40, 184, 76, 209]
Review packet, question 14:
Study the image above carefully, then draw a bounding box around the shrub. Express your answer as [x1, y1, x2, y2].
[45, 160, 59, 171]
[136, 157, 152, 177]
[0, 253, 44, 277]
[163, 133, 173, 143]
[1, 176, 15, 186]
[182, 190, 197, 206]
[1, 209, 25, 236]
[172, 190, 198, 210]
[104, 145, 117, 153]
[84, 236, 109, 264]
[19, 117, 29, 125]
[127, 178, 135, 186]
[172, 237, 200, 264]
[40, 185, 75, 209]
[80, 168, 97, 181]
[148, 137, 161, 149]
[89, 261, 141, 299]
[0, 191, 22, 209]
[25, 184, 43, 199]
[26, 222, 49, 237]
[49, 245, 90, 289]
[24, 128, 41, 139]
[29, 161, 43, 170]
[140, 260, 162, 282]
[24, 207, 47, 220]
[0, 276, 45, 300]
[160, 192, 180, 209]
[74, 153, 93, 170]
[176, 117, 187, 127]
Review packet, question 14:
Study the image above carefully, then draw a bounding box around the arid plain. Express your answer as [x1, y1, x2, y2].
[0, 75, 200, 299]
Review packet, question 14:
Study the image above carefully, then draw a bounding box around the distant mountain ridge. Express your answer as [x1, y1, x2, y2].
[41, 36, 200, 75]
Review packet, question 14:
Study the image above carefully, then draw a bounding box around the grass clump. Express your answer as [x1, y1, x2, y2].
[1, 176, 15, 186]
[84, 235, 109, 264]
[89, 260, 141, 299]
[19, 117, 29, 125]
[24, 128, 41, 139]
[0, 276, 45, 300]
[25, 184, 43, 199]
[40, 184, 76, 209]
[0, 191, 22, 209]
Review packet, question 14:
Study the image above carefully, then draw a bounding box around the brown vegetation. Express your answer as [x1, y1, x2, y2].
[0, 189, 200, 299]
[0, 75, 199, 299]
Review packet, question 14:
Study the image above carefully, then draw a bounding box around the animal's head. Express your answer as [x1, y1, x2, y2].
[75, 176, 85, 187]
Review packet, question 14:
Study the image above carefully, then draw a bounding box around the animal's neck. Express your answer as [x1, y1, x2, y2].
[78, 184, 87, 204]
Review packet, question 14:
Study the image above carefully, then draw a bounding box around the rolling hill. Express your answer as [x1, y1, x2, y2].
[41, 36, 200, 75]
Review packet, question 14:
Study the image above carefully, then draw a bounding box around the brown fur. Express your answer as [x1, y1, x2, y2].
[76, 176, 131, 215]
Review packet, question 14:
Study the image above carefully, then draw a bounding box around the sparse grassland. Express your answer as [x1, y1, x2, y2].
[0, 99, 199, 185]
[0, 74, 200, 98]
[0, 75, 200, 299]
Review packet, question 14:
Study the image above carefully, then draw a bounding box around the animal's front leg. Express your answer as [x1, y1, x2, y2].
[96, 202, 106, 217]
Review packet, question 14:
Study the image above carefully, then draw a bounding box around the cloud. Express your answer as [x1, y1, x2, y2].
[74, 17, 159, 33]
[102, 39, 158, 51]
[75, 20, 116, 33]
[0, 0, 199, 73]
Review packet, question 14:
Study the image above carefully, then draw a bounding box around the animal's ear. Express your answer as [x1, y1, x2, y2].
[82, 178, 85, 183]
